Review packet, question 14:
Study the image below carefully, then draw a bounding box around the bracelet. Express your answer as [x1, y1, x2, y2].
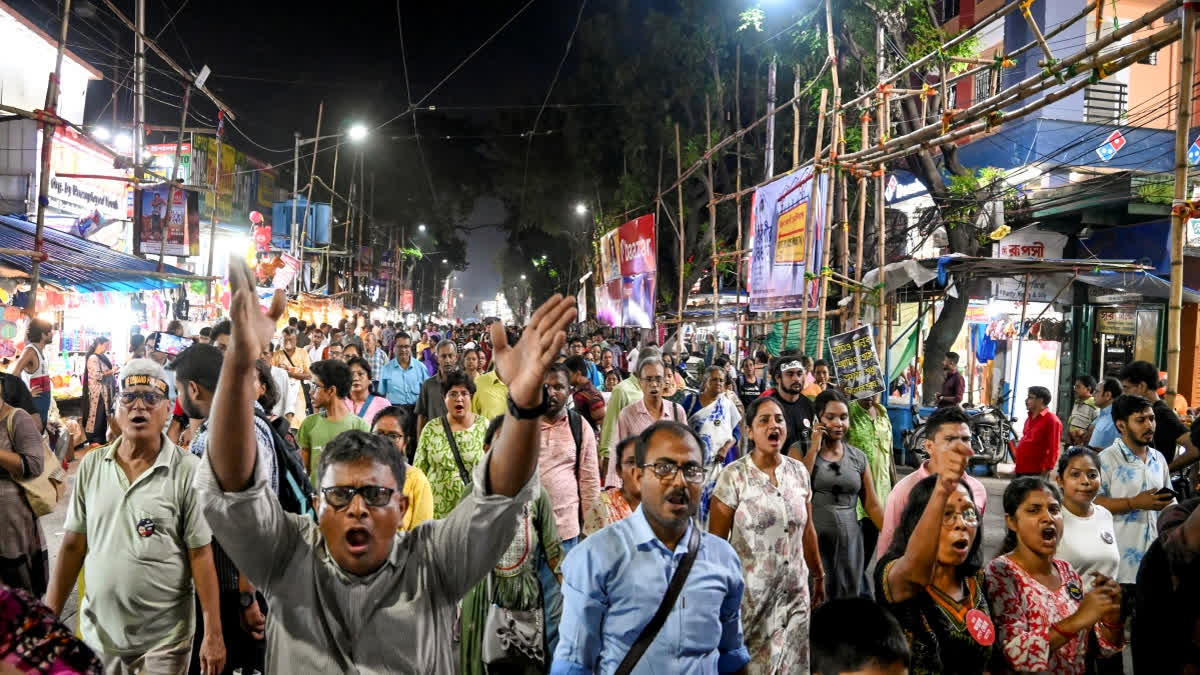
[1049, 622, 1075, 640]
[1100, 620, 1123, 631]
[812, 572, 826, 580]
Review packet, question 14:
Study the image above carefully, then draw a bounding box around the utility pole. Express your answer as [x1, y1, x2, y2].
[28, 0, 71, 313]
[300, 103, 323, 295]
[158, 85, 190, 273]
[291, 131, 300, 269]
[764, 54, 777, 180]
[204, 112, 223, 286]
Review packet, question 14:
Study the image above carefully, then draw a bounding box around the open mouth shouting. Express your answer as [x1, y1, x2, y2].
[950, 534, 971, 556]
[664, 490, 690, 515]
[345, 526, 372, 556]
[1039, 525, 1058, 547]
[763, 428, 783, 449]
[127, 412, 151, 431]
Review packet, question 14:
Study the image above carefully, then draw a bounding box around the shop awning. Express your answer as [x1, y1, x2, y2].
[1077, 270, 1200, 304]
[0, 214, 194, 292]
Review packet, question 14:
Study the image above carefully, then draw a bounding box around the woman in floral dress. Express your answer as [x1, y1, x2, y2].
[985, 477, 1124, 674]
[460, 416, 564, 674]
[412, 370, 490, 519]
[708, 397, 824, 674]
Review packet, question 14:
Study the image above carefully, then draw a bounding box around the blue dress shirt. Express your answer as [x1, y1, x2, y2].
[551, 506, 750, 675]
[378, 358, 427, 406]
[587, 360, 604, 389]
[1090, 405, 1118, 450]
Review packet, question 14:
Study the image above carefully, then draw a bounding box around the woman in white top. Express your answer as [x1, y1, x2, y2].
[11, 318, 53, 429]
[1055, 447, 1120, 584]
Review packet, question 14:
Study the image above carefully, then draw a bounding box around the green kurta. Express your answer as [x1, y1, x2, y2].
[848, 400, 894, 521]
[459, 488, 563, 675]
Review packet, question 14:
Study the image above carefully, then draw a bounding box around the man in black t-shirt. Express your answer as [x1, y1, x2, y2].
[768, 353, 814, 458]
[1119, 360, 1198, 471]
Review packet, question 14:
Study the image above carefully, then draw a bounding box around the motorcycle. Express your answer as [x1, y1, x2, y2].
[903, 404, 1016, 476]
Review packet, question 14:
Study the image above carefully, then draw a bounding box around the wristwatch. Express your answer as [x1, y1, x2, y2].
[507, 386, 552, 419]
[239, 592, 256, 610]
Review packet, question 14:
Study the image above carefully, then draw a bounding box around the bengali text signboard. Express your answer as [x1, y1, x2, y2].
[595, 214, 656, 328]
[828, 325, 886, 399]
[748, 166, 828, 312]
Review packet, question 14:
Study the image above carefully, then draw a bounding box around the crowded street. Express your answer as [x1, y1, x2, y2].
[5, 0, 1200, 674]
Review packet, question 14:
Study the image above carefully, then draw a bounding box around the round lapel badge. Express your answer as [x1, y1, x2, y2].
[136, 518, 156, 538]
[1101, 531, 1114, 545]
[965, 608, 995, 646]
[1067, 581, 1083, 601]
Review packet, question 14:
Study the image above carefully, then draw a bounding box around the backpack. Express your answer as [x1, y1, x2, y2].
[568, 409, 585, 531]
[255, 409, 317, 521]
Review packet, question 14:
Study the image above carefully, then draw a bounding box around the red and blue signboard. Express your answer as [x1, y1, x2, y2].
[1095, 129, 1126, 162]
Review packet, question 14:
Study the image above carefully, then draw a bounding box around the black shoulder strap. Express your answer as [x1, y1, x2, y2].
[568, 409, 584, 528]
[614, 524, 702, 675]
[441, 416, 473, 486]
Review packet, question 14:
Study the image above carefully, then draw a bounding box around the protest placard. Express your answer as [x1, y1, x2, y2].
[827, 325, 886, 399]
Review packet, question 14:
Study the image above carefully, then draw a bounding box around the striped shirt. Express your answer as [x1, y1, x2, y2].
[366, 347, 389, 384]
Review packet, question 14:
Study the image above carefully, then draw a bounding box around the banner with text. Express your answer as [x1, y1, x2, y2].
[748, 166, 828, 312]
[135, 183, 200, 257]
[991, 227, 1071, 303]
[596, 214, 657, 328]
[828, 325, 886, 399]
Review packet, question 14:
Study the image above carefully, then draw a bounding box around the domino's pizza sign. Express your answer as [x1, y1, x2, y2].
[1095, 130, 1126, 162]
[1187, 139, 1200, 166]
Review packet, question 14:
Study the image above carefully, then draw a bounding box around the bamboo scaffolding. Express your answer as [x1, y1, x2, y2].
[1167, 3, 1195, 395]
[708, 95, 718, 333]
[853, 113, 868, 328]
[1020, 0, 1057, 63]
[801, 89, 829, 355]
[838, 115, 850, 330]
[874, 89, 887, 358]
[816, 85, 841, 354]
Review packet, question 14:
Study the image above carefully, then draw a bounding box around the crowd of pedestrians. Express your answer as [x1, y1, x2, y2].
[7, 257, 1200, 673]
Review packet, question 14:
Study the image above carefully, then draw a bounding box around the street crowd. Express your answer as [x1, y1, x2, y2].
[2, 261, 1200, 674]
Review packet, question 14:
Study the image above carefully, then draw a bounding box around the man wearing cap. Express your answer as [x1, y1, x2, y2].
[768, 352, 815, 458]
[46, 359, 225, 675]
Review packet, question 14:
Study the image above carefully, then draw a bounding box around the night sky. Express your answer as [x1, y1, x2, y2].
[13, 0, 588, 312]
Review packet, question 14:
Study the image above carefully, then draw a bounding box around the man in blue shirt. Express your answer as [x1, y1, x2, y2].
[1087, 376, 1122, 451]
[377, 332, 426, 406]
[553, 421, 750, 675]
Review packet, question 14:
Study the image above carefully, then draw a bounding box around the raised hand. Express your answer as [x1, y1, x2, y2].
[938, 443, 973, 493]
[227, 257, 285, 366]
[490, 295, 576, 408]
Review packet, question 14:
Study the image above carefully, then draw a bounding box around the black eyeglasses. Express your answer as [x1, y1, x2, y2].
[120, 390, 167, 407]
[377, 431, 404, 444]
[641, 461, 705, 484]
[321, 485, 396, 508]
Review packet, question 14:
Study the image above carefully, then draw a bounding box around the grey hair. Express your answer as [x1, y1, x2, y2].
[281, 326, 298, 337]
[435, 338, 457, 353]
[121, 358, 168, 390]
[635, 346, 662, 375]
[636, 355, 665, 378]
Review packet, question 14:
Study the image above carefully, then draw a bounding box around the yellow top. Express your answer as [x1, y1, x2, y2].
[401, 464, 434, 531]
[471, 371, 509, 423]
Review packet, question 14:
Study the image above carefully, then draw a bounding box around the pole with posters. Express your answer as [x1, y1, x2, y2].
[159, 85, 190, 273]
[28, 0, 71, 314]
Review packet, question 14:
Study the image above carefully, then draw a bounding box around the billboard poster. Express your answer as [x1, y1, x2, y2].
[828, 325, 886, 399]
[135, 183, 200, 257]
[576, 285, 587, 324]
[46, 126, 129, 230]
[991, 227, 1070, 303]
[272, 253, 301, 289]
[595, 214, 657, 328]
[144, 143, 191, 183]
[748, 166, 828, 312]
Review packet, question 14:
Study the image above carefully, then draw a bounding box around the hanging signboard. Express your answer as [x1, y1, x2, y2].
[748, 166, 828, 312]
[272, 253, 301, 290]
[1096, 308, 1136, 335]
[991, 227, 1071, 303]
[595, 214, 656, 328]
[134, 183, 200, 257]
[144, 143, 192, 183]
[827, 325, 886, 399]
[46, 126, 129, 227]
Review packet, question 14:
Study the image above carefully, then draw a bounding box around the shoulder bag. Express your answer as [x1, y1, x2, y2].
[481, 507, 546, 666]
[614, 523, 702, 675]
[440, 416, 473, 487]
[7, 408, 65, 517]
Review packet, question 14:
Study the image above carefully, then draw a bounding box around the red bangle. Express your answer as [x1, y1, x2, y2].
[1050, 622, 1076, 639]
[1100, 620, 1123, 631]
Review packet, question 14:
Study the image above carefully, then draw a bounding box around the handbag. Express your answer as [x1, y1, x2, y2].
[481, 513, 546, 666]
[7, 408, 66, 517]
[440, 416, 473, 487]
[614, 523, 702, 675]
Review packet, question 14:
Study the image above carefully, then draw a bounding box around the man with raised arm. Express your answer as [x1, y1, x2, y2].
[191, 258, 576, 673]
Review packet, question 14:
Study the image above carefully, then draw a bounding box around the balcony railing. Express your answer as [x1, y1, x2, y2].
[1084, 81, 1128, 124]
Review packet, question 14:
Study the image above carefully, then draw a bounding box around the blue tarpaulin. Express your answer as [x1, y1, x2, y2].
[0, 214, 193, 292]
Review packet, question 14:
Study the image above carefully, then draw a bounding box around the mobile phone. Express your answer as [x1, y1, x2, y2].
[155, 333, 194, 356]
[1156, 487, 1179, 499]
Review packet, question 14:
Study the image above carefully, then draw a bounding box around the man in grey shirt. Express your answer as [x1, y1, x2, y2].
[193, 258, 577, 673]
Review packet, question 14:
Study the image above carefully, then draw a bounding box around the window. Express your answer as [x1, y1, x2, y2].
[939, 0, 961, 23]
[948, 83, 958, 110]
[974, 69, 992, 105]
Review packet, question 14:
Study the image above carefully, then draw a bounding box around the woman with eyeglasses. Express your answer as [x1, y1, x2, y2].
[370, 405, 433, 531]
[342, 357, 389, 426]
[807, 389, 884, 600]
[876, 459, 991, 675]
[985, 477, 1124, 674]
[413, 370, 489, 519]
[460, 415, 563, 674]
[708, 396, 823, 674]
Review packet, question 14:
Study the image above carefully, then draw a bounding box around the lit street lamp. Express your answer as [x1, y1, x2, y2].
[348, 124, 369, 142]
[574, 202, 588, 216]
[418, 223, 427, 233]
[520, 274, 527, 280]
[442, 259, 448, 264]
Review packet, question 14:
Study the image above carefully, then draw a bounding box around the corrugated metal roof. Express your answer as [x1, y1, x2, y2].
[0, 214, 194, 292]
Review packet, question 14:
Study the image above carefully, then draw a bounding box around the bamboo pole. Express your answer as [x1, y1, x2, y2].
[675, 123, 685, 368]
[708, 94, 718, 333]
[838, 115, 850, 330]
[801, 89, 829, 356]
[205, 116, 223, 292]
[874, 90, 887, 361]
[1167, 3, 1194, 396]
[29, 0, 71, 314]
[1021, 0, 1057, 64]
[793, 63, 801, 170]
[735, 45, 743, 328]
[816, 86, 841, 355]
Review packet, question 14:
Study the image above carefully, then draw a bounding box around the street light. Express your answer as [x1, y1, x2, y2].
[93, 126, 111, 141]
[442, 258, 448, 264]
[574, 202, 587, 216]
[348, 124, 369, 142]
[520, 274, 527, 280]
[114, 133, 132, 152]
[418, 224, 427, 233]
